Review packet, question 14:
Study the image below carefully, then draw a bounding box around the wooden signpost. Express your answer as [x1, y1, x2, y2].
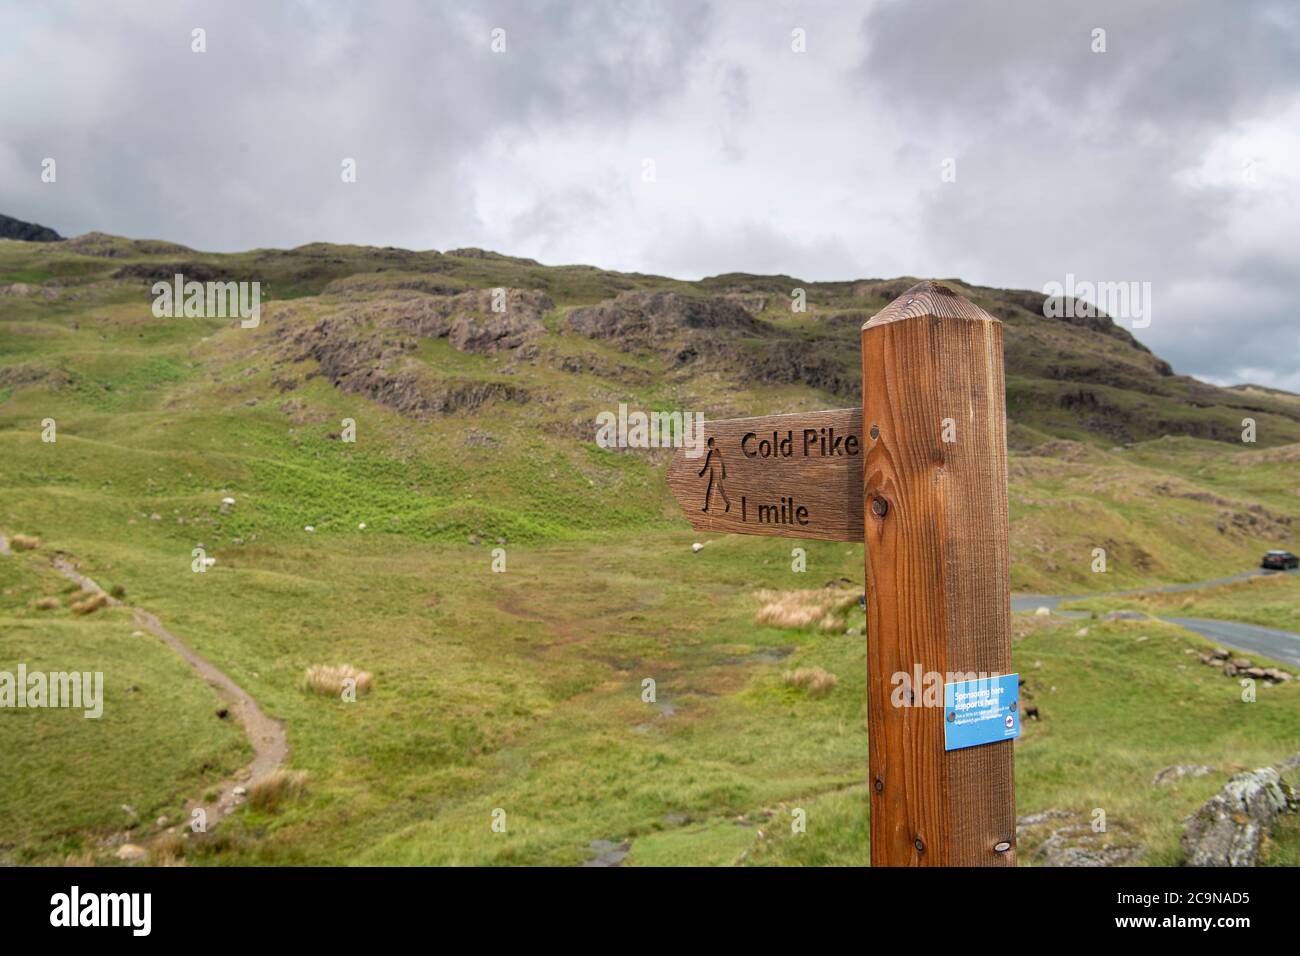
[666, 407, 864, 542]
[667, 281, 1016, 867]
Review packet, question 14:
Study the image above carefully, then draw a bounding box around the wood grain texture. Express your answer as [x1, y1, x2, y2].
[667, 408, 864, 541]
[862, 283, 1016, 867]
[862, 279, 992, 328]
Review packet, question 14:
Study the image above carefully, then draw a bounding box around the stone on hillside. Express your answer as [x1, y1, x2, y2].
[449, 312, 544, 355]
[723, 293, 769, 314]
[374, 288, 553, 347]
[1034, 606, 1050, 617]
[1016, 808, 1071, 828]
[1181, 767, 1295, 867]
[1152, 764, 1213, 787]
[115, 844, 147, 862]
[1017, 810, 1143, 867]
[691, 543, 704, 553]
[567, 291, 763, 346]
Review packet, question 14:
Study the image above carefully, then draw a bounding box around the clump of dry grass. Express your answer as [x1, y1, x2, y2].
[304, 663, 373, 697]
[150, 831, 187, 866]
[247, 769, 308, 812]
[71, 592, 109, 616]
[754, 587, 860, 630]
[781, 666, 839, 698]
[10, 534, 41, 551]
[34, 596, 60, 611]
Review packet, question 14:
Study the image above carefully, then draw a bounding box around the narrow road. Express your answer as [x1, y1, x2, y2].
[1013, 568, 1300, 666]
[1161, 617, 1300, 669]
[2, 532, 287, 835]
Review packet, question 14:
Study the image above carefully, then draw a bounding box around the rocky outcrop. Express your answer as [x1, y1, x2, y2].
[723, 293, 769, 315]
[566, 291, 860, 398]
[1181, 767, 1296, 866]
[1016, 809, 1143, 866]
[367, 288, 552, 354]
[337, 362, 529, 416]
[281, 303, 534, 419]
[0, 212, 62, 242]
[567, 291, 765, 350]
[450, 313, 542, 356]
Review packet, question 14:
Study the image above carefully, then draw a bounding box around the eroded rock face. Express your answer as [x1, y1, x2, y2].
[449, 313, 543, 355]
[1016, 809, 1143, 867]
[565, 291, 860, 397]
[1181, 767, 1295, 867]
[281, 310, 531, 418]
[372, 288, 552, 354]
[567, 291, 763, 348]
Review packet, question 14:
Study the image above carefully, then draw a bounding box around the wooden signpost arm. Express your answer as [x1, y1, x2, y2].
[861, 281, 1016, 867]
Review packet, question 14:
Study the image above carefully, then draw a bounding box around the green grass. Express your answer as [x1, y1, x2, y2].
[1063, 572, 1300, 632]
[1, 234, 1298, 865]
[0, 553, 248, 863]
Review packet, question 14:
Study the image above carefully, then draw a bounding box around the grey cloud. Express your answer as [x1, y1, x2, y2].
[0, 0, 712, 250]
[860, 0, 1300, 131]
[1, 0, 1297, 391]
[856, 0, 1300, 388]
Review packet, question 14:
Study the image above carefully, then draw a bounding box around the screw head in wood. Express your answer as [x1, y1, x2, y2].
[874, 777, 883, 792]
[994, 841, 1012, 853]
[914, 837, 925, 853]
[871, 497, 889, 517]
[869, 424, 880, 439]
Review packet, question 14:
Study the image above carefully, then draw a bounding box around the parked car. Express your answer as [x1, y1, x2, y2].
[1261, 550, 1299, 570]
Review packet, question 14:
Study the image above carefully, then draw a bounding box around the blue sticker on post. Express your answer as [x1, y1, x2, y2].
[943, 673, 1020, 751]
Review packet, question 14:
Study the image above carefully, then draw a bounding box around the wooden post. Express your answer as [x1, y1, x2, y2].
[861, 281, 1016, 866]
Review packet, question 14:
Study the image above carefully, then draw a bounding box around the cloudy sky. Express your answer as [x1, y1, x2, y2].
[2, 0, 1298, 389]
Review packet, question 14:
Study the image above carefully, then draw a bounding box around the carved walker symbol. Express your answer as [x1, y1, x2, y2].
[697, 436, 730, 513]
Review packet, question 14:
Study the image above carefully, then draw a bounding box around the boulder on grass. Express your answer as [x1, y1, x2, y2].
[1181, 768, 1296, 866]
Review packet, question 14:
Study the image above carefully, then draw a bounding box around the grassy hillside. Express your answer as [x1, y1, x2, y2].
[1, 232, 1297, 865]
